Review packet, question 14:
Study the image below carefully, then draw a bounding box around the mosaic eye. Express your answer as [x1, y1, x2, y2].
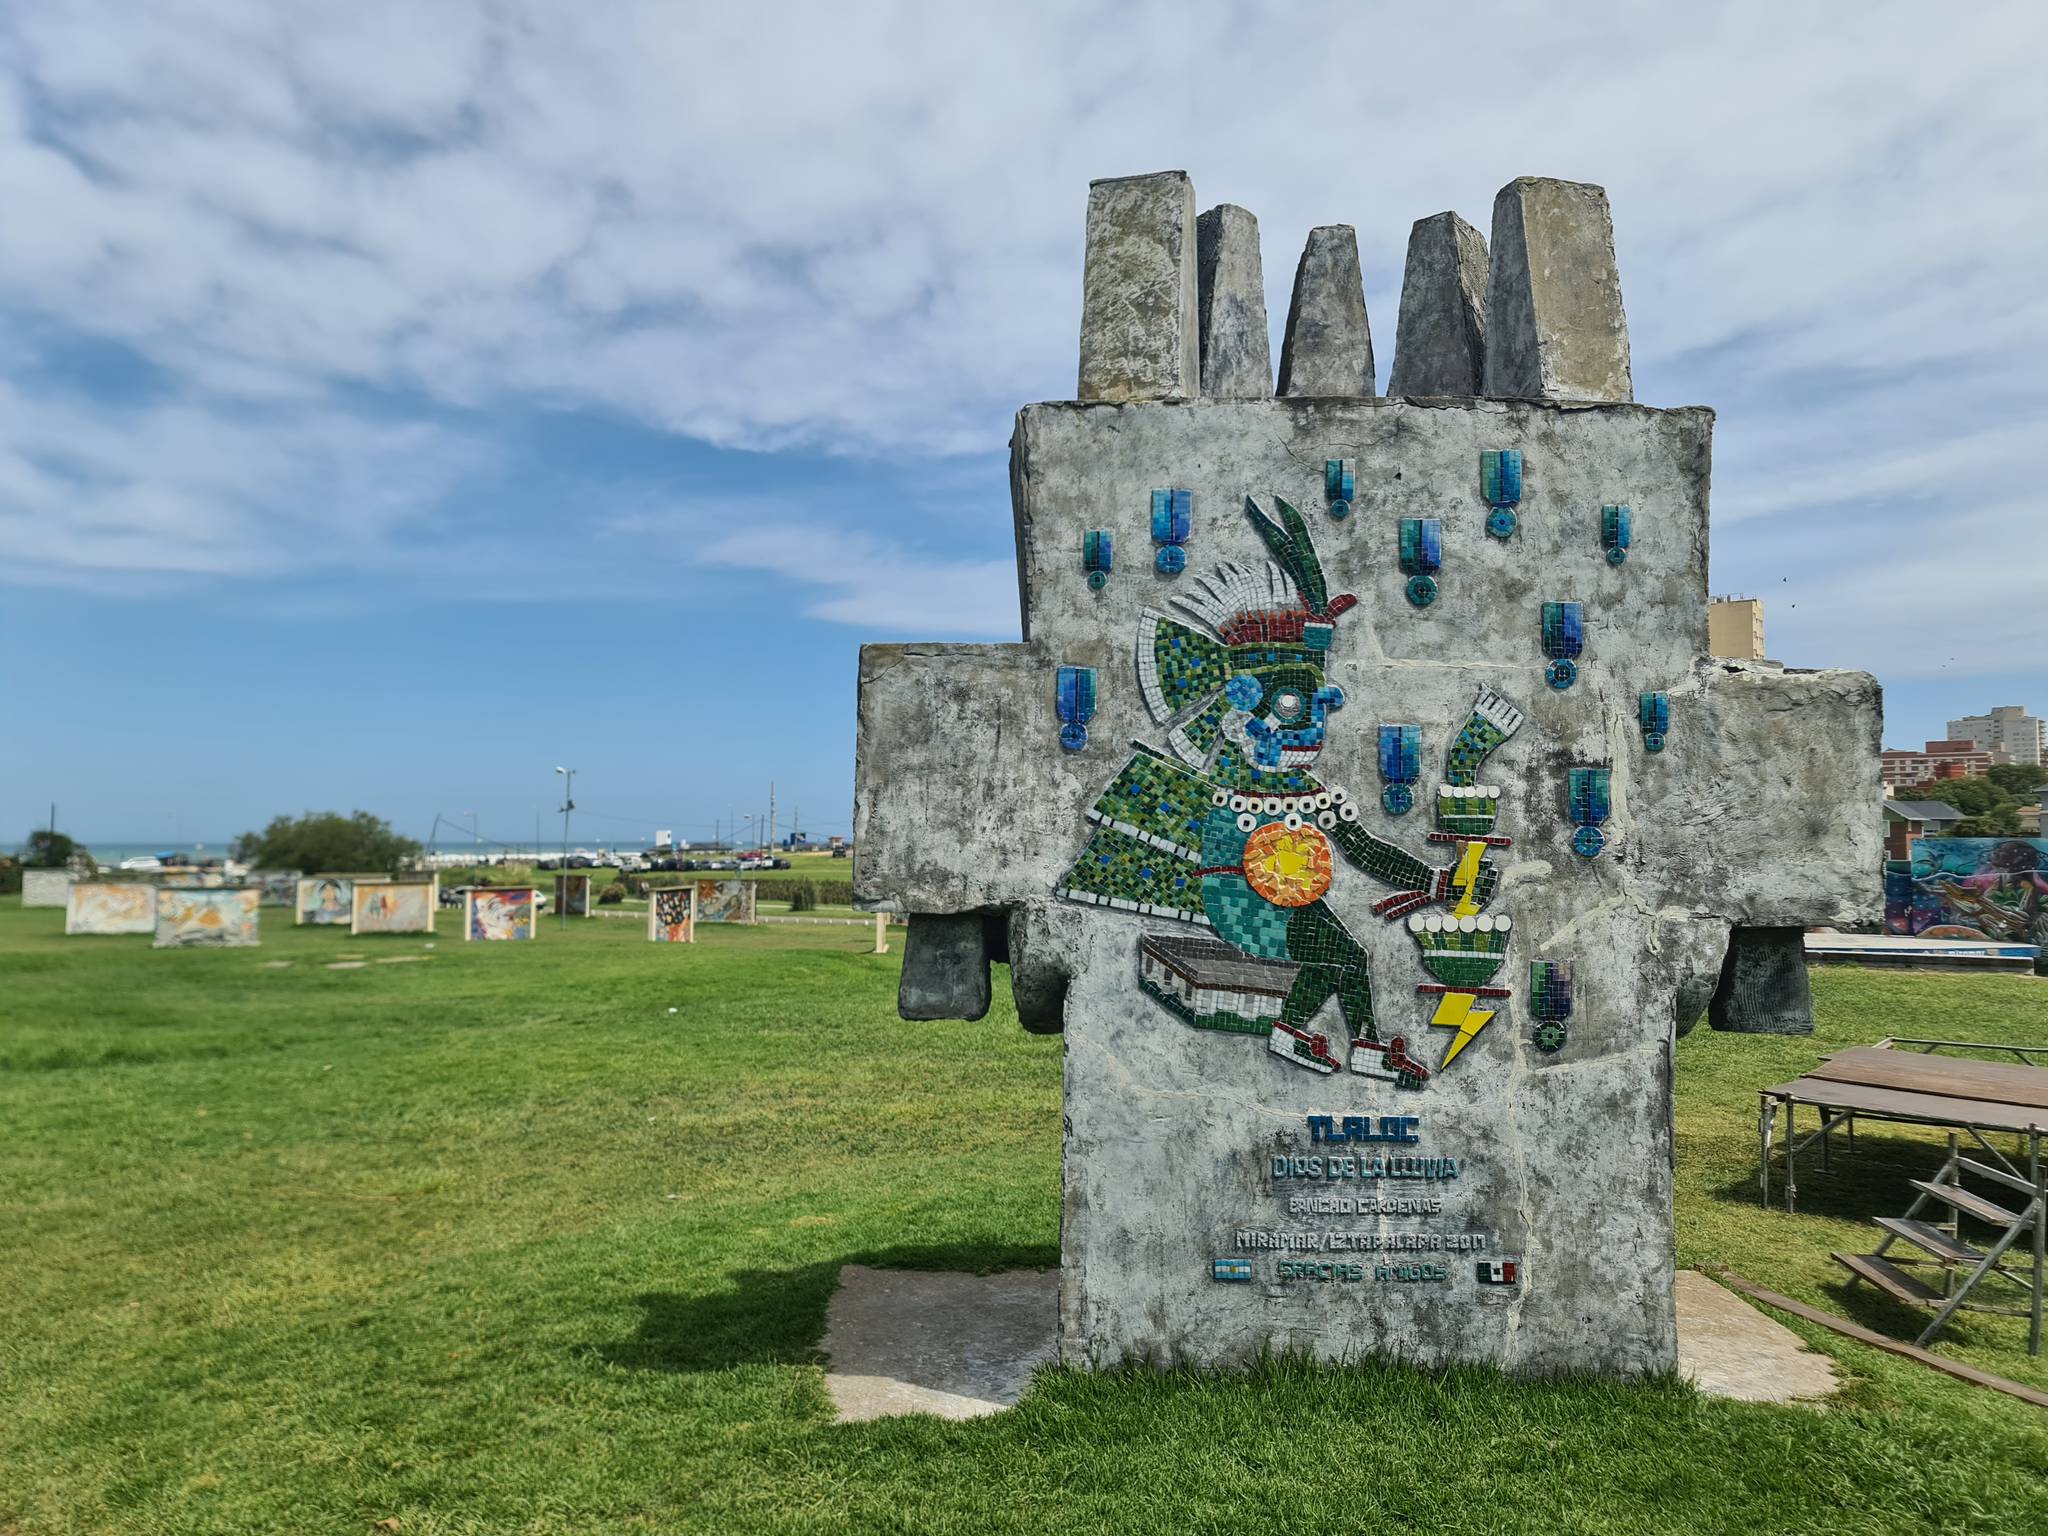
[1272, 689, 1305, 721]
[1236, 812, 1258, 833]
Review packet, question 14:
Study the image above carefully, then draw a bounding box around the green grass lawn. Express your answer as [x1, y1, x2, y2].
[2, 905, 2045, 1534]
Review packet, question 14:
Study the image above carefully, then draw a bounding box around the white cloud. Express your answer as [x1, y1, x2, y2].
[0, 0, 2041, 685]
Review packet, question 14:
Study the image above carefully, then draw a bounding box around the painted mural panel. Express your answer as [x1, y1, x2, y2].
[251, 871, 301, 906]
[555, 873, 592, 917]
[351, 881, 436, 935]
[649, 885, 696, 943]
[65, 882, 157, 935]
[21, 869, 74, 907]
[693, 879, 757, 924]
[1885, 838, 2048, 943]
[466, 887, 537, 941]
[155, 887, 261, 948]
[296, 877, 355, 925]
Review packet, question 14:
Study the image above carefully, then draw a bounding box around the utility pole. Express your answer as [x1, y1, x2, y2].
[555, 767, 576, 929]
[769, 781, 776, 852]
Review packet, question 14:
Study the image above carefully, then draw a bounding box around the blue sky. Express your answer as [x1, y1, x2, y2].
[2, 2, 2044, 851]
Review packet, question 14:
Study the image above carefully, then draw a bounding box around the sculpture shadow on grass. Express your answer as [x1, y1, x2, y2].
[594, 1242, 1058, 1375]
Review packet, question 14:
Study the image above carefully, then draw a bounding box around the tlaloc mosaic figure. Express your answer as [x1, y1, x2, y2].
[854, 171, 1881, 1375]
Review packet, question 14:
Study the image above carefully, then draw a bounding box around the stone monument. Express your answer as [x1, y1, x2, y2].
[854, 170, 1881, 1375]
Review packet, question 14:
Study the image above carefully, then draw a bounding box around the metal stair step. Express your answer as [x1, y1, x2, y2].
[1908, 1179, 2027, 1229]
[1832, 1250, 1945, 1306]
[1874, 1217, 1983, 1264]
[1956, 1156, 2039, 1197]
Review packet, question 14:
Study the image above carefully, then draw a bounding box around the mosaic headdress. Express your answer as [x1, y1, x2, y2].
[1137, 497, 1357, 771]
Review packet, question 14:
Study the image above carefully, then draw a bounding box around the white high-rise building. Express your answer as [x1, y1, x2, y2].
[1946, 705, 2046, 767]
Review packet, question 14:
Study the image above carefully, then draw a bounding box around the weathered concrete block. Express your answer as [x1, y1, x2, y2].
[899, 912, 992, 1021]
[1195, 204, 1272, 399]
[1484, 178, 1632, 402]
[1388, 212, 1488, 396]
[1708, 926, 1815, 1035]
[1078, 171, 1199, 403]
[1277, 225, 1375, 397]
[854, 176, 1881, 1381]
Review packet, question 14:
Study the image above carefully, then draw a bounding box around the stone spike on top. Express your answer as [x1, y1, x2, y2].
[1277, 225, 1375, 398]
[1077, 171, 1200, 402]
[1195, 204, 1272, 399]
[1388, 211, 1488, 397]
[1483, 177, 1633, 402]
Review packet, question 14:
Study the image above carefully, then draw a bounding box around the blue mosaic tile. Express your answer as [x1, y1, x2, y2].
[1152, 488, 1192, 574]
[1639, 690, 1669, 753]
[1083, 529, 1113, 591]
[1567, 766, 1610, 858]
[1056, 665, 1097, 752]
[1601, 503, 1631, 566]
[1542, 601, 1584, 689]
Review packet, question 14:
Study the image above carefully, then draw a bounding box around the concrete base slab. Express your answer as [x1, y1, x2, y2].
[1676, 1269, 1839, 1404]
[821, 1265, 1057, 1422]
[823, 1266, 1836, 1420]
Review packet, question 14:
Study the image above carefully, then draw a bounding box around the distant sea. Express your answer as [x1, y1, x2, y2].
[73, 841, 238, 866]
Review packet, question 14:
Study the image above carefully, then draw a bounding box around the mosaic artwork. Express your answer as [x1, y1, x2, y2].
[1061, 496, 1527, 1091]
[1378, 724, 1421, 816]
[1541, 601, 1584, 690]
[1884, 838, 2048, 944]
[1481, 449, 1521, 539]
[1152, 488, 1191, 573]
[1601, 504, 1632, 566]
[466, 887, 536, 941]
[1056, 665, 1097, 751]
[1083, 528, 1114, 590]
[155, 887, 260, 948]
[693, 879, 758, 925]
[351, 880, 435, 935]
[64, 882, 156, 935]
[1324, 458, 1354, 520]
[1567, 767, 1611, 859]
[649, 885, 697, 942]
[296, 877, 354, 925]
[1639, 691, 1669, 754]
[1528, 960, 1574, 1054]
[555, 872, 592, 917]
[1399, 517, 1441, 607]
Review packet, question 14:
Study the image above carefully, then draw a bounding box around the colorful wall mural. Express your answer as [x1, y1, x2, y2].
[466, 887, 536, 941]
[1885, 838, 2048, 944]
[555, 873, 592, 918]
[296, 877, 355, 925]
[693, 880, 757, 924]
[251, 871, 301, 905]
[155, 887, 261, 948]
[351, 881, 436, 936]
[64, 882, 157, 935]
[649, 885, 696, 943]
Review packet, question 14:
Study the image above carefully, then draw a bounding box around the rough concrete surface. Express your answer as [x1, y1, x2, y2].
[1675, 1270, 1839, 1403]
[1710, 925, 1815, 1034]
[1277, 225, 1374, 396]
[1484, 178, 1633, 403]
[1389, 211, 1488, 396]
[1078, 172, 1199, 403]
[899, 911, 993, 1021]
[822, 1266, 1058, 1422]
[1196, 204, 1272, 399]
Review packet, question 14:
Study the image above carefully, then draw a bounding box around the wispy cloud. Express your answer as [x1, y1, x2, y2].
[0, 0, 2042, 694]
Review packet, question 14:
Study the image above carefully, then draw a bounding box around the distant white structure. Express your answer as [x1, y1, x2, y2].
[1946, 705, 2046, 767]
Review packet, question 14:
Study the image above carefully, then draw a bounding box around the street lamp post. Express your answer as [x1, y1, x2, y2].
[555, 767, 576, 930]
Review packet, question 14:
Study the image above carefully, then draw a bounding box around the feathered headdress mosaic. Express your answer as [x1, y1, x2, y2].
[1136, 497, 1357, 771]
